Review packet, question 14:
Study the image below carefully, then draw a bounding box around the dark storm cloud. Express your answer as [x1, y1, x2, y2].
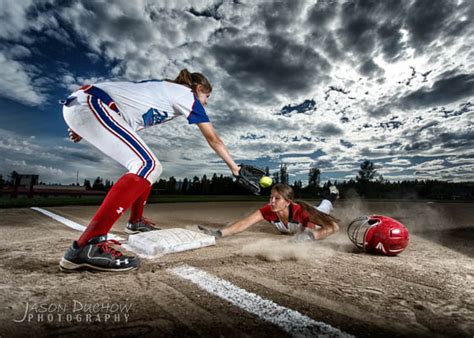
[417, 120, 439, 133]
[210, 2, 331, 102]
[376, 22, 404, 61]
[400, 73, 474, 109]
[358, 58, 383, 77]
[305, 0, 342, 59]
[75, 2, 155, 44]
[313, 0, 470, 81]
[404, 142, 433, 152]
[314, 159, 333, 169]
[260, 1, 306, 33]
[440, 131, 474, 149]
[340, 2, 405, 47]
[338, 2, 378, 56]
[366, 104, 392, 118]
[329, 1, 410, 75]
[211, 35, 331, 99]
[403, 130, 474, 153]
[405, 0, 463, 49]
[315, 123, 343, 137]
[382, 141, 403, 149]
[307, 0, 338, 28]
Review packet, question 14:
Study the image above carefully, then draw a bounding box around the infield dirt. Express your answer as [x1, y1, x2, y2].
[0, 200, 472, 337]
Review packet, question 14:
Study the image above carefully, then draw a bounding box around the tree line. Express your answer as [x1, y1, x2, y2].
[88, 161, 474, 200]
[2, 160, 473, 200]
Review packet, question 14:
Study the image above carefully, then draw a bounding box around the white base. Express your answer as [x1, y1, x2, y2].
[125, 228, 216, 258]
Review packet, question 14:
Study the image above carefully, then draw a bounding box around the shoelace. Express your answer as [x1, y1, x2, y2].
[97, 239, 123, 257]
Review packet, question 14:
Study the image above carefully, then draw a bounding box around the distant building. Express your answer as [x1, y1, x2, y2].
[1, 174, 105, 198]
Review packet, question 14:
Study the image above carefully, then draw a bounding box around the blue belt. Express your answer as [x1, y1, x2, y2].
[59, 85, 119, 113]
[82, 85, 119, 112]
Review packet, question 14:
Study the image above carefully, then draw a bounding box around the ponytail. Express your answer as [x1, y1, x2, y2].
[172, 68, 213, 93]
[296, 200, 338, 228]
[174, 69, 194, 88]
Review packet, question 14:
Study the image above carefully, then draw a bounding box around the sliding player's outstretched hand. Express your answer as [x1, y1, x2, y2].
[292, 228, 316, 242]
[198, 225, 223, 238]
[234, 164, 266, 195]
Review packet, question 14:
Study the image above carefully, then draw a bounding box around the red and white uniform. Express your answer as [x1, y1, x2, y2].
[259, 201, 333, 234]
[62, 81, 209, 184]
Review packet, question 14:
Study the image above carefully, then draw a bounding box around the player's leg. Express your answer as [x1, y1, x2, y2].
[60, 92, 162, 271]
[314, 185, 339, 214]
[125, 185, 161, 234]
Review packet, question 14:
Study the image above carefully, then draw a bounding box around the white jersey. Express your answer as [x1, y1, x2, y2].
[93, 80, 209, 131]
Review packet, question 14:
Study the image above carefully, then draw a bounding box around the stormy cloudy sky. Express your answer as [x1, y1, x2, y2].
[0, 0, 473, 185]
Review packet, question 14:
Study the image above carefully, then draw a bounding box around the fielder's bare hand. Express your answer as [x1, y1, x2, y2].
[68, 128, 82, 143]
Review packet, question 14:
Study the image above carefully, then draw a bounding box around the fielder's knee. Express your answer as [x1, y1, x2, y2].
[145, 160, 162, 184]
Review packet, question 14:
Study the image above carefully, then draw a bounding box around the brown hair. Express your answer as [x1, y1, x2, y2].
[271, 183, 337, 228]
[171, 68, 212, 93]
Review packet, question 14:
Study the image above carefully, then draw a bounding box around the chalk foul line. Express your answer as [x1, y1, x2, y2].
[31, 207, 124, 241]
[169, 264, 354, 338]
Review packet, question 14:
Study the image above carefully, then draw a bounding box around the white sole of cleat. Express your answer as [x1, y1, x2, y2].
[59, 258, 138, 272]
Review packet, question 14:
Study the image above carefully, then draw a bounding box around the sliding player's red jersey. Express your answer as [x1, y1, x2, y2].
[259, 203, 317, 234]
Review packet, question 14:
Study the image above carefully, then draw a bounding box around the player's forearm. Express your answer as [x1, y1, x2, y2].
[221, 210, 263, 237]
[313, 222, 340, 240]
[221, 219, 253, 237]
[208, 139, 239, 175]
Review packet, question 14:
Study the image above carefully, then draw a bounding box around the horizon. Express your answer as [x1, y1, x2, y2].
[2, 169, 473, 187]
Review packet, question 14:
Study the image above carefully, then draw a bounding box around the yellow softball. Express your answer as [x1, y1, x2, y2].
[259, 176, 273, 188]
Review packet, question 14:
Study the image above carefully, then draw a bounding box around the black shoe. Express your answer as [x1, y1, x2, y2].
[59, 235, 140, 272]
[125, 218, 161, 234]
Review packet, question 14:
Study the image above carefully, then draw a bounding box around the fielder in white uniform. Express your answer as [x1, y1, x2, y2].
[60, 69, 240, 272]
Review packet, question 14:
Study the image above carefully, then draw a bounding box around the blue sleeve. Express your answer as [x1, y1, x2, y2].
[187, 96, 210, 124]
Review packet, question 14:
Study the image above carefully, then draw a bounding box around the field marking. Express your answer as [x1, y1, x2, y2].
[169, 264, 354, 338]
[31, 207, 124, 241]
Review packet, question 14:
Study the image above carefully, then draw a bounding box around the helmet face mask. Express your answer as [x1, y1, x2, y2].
[347, 216, 373, 249]
[347, 215, 409, 256]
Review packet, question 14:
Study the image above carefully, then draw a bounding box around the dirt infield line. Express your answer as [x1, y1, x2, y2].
[169, 264, 354, 337]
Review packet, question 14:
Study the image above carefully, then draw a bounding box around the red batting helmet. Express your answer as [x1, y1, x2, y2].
[347, 215, 409, 256]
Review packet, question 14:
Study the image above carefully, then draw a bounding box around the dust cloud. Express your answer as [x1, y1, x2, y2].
[238, 238, 338, 262]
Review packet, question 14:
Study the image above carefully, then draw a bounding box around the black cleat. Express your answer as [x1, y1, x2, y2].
[125, 218, 161, 234]
[59, 235, 139, 272]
